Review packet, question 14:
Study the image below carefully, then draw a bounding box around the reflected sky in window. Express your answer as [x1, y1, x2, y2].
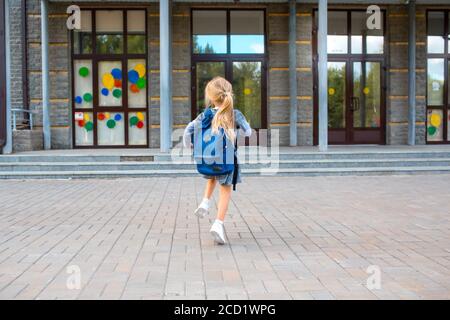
[193, 35, 264, 54]
[193, 35, 227, 54]
[231, 35, 265, 54]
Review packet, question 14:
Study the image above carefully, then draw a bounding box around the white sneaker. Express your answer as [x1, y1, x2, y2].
[210, 220, 226, 245]
[194, 201, 209, 218]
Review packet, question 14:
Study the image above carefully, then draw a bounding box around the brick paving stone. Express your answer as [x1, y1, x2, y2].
[0, 175, 449, 299]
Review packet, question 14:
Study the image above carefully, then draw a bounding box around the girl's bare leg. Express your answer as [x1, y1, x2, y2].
[203, 179, 217, 199]
[195, 179, 217, 218]
[216, 185, 232, 221]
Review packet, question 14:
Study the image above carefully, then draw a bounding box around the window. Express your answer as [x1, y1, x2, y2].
[73, 11, 92, 54]
[96, 11, 124, 54]
[351, 11, 384, 54]
[193, 10, 227, 54]
[426, 11, 450, 143]
[127, 10, 146, 54]
[328, 11, 348, 54]
[230, 11, 264, 54]
[72, 9, 148, 147]
[427, 12, 445, 54]
[319, 10, 385, 55]
[192, 9, 265, 55]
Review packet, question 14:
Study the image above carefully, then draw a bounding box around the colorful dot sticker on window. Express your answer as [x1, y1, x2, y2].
[113, 89, 122, 98]
[83, 93, 93, 103]
[114, 114, 122, 121]
[134, 64, 146, 78]
[111, 68, 122, 80]
[101, 88, 109, 96]
[107, 119, 116, 129]
[428, 126, 437, 136]
[430, 113, 441, 127]
[244, 88, 252, 95]
[114, 79, 122, 88]
[83, 113, 90, 121]
[75, 96, 83, 104]
[102, 73, 115, 90]
[328, 88, 335, 95]
[128, 64, 147, 94]
[130, 116, 139, 126]
[79, 67, 89, 77]
[363, 87, 370, 95]
[136, 78, 146, 89]
[84, 121, 93, 131]
[98, 113, 106, 121]
[128, 70, 140, 84]
[130, 84, 139, 93]
[130, 114, 145, 129]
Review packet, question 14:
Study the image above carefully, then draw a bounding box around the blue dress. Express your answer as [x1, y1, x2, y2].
[183, 108, 252, 186]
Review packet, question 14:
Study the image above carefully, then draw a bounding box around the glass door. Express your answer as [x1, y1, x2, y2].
[351, 61, 383, 143]
[193, 61, 226, 116]
[327, 60, 384, 144]
[232, 61, 263, 129]
[327, 61, 347, 144]
[192, 59, 266, 131]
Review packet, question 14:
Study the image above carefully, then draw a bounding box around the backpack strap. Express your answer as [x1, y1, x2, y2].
[232, 125, 239, 191]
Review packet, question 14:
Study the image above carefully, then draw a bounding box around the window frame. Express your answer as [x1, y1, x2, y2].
[426, 10, 450, 144]
[314, 9, 387, 57]
[71, 8, 149, 148]
[191, 8, 267, 56]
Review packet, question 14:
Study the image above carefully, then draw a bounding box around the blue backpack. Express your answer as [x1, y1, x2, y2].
[192, 108, 239, 190]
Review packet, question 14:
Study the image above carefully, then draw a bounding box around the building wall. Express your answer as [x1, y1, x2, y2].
[415, 5, 428, 145]
[26, 0, 71, 149]
[267, 3, 314, 146]
[387, 5, 427, 145]
[148, 3, 191, 148]
[8, 0, 24, 110]
[17, 1, 438, 149]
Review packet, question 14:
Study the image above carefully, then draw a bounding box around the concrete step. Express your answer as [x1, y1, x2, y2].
[155, 151, 450, 161]
[3, 151, 450, 163]
[0, 155, 138, 163]
[0, 158, 450, 172]
[0, 166, 449, 179]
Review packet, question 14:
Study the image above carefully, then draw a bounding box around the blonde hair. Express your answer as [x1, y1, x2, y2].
[204, 76, 236, 142]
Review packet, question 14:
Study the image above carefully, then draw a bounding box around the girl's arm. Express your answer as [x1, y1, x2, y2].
[183, 113, 202, 148]
[235, 110, 252, 137]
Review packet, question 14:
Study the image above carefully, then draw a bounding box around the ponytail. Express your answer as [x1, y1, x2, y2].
[212, 92, 235, 143]
[205, 77, 236, 143]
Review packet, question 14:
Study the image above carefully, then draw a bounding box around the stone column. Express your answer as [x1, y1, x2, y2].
[318, 0, 328, 151]
[159, 0, 173, 152]
[41, 0, 51, 150]
[289, 0, 298, 146]
[408, 0, 416, 145]
[3, 0, 12, 154]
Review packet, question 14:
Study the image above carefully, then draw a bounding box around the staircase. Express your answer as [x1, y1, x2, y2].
[1, 146, 450, 179]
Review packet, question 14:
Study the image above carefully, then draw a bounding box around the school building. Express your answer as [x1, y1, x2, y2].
[1, 0, 450, 154]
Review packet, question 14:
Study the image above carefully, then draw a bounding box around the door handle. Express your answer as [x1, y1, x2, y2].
[350, 97, 360, 112]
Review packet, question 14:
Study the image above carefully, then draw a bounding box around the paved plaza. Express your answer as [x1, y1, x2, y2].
[0, 174, 449, 300]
